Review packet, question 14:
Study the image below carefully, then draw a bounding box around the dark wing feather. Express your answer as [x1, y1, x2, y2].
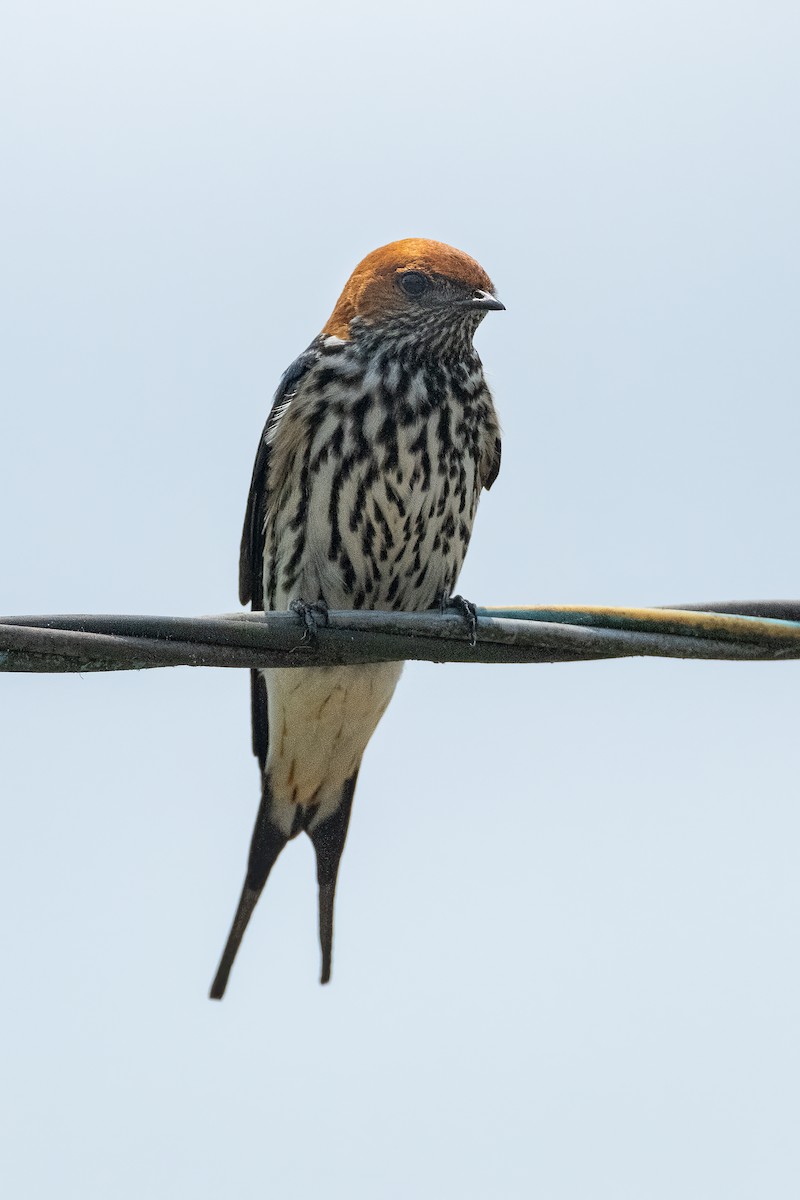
[239, 343, 322, 770]
[239, 433, 271, 607]
[483, 434, 502, 491]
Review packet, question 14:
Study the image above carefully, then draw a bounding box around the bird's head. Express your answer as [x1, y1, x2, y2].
[322, 238, 504, 350]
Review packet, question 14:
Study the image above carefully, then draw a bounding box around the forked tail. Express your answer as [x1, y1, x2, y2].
[209, 771, 359, 998]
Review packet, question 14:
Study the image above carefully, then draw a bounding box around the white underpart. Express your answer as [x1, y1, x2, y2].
[264, 662, 403, 832]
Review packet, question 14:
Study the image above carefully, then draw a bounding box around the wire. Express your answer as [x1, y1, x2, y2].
[1, 603, 799, 674]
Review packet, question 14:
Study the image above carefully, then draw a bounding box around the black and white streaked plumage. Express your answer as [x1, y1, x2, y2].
[210, 238, 504, 998]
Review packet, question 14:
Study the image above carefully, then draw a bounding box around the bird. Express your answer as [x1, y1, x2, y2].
[210, 238, 504, 998]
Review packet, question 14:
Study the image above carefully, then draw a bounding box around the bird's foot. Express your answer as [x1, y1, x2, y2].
[290, 598, 330, 641]
[441, 593, 479, 648]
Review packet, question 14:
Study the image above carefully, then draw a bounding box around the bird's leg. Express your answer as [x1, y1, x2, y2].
[290, 598, 330, 640]
[307, 772, 358, 985]
[440, 592, 479, 648]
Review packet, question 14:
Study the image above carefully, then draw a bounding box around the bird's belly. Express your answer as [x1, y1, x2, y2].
[280, 432, 480, 613]
[263, 661, 404, 827]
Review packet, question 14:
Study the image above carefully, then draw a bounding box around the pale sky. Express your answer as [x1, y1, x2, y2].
[2, 2, 800, 1197]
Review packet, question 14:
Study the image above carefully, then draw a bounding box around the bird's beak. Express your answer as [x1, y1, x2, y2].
[462, 289, 506, 312]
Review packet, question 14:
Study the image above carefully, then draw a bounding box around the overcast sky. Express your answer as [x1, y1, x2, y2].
[2, 2, 800, 1197]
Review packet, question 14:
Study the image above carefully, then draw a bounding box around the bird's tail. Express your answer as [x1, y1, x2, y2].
[209, 780, 288, 1000]
[209, 771, 360, 998]
[307, 772, 358, 985]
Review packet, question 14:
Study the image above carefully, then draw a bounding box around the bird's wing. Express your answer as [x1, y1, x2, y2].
[481, 430, 502, 491]
[239, 342, 322, 769]
[239, 345, 321, 606]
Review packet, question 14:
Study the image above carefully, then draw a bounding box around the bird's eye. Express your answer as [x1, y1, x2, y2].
[399, 270, 430, 298]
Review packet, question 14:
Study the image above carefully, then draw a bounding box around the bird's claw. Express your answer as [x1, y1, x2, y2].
[441, 593, 479, 648]
[290, 599, 330, 640]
